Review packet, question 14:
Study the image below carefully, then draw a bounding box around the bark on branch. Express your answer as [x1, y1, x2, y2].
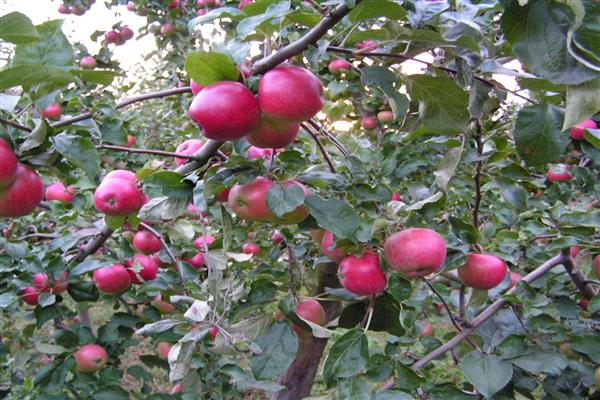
[561, 248, 597, 299]
[73, 223, 113, 264]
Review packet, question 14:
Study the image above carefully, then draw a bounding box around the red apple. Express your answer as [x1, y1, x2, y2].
[119, 26, 134, 41]
[418, 323, 433, 338]
[125, 254, 159, 284]
[0, 164, 44, 217]
[45, 182, 75, 203]
[126, 135, 136, 147]
[190, 79, 204, 95]
[33, 272, 68, 294]
[383, 228, 447, 278]
[328, 59, 351, 74]
[258, 66, 323, 123]
[508, 271, 523, 289]
[594, 255, 600, 277]
[42, 103, 62, 120]
[80, 56, 97, 69]
[74, 344, 108, 373]
[196, 9, 207, 16]
[247, 146, 277, 160]
[152, 294, 176, 314]
[356, 39, 378, 52]
[546, 164, 571, 182]
[104, 30, 120, 44]
[570, 118, 596, 140]
[458, 253, 508, 290]
[103, 169, 137, 183]
[126, 1, 135, 11]
[320, 231, 348, 263]
[339, 250, 387, 295]
[94, 178, 143, 216]
[247, 118, 300, 149]
[271, 231, 285, 243]
[0, 138, 17, 190]
[175, 139, 203, 166]
[377, 111, 394, 122]
[133, 231, 162, 254]
[391, 192, 401, 201]
[161, 23, 176, 37]
[21, 286, 40, 305]
[292, 299, 327, 337]
[183, 252, 205, 269]
[193, 234, 216, 250]
[361, 116, 378, 130]
[93, 264, 132, 294]
[570, 246, 580, 258]
[157, 342, 172, 360]
[238, 0, 253, 8]
[209, 326, 218, 340]
[168, 0, 180, 9]
[189, 81, 258, 140]
[242, 242, 261, 256]
[58, 4, 70, 14]
[579, 299, 589, 310]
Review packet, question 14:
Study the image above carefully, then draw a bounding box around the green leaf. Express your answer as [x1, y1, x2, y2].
[67, 281, 99, 302]
[92, 385, 129, 400]
[336, 377, 371, 400]
[188, 7, 244, 31]
[361, 66, 409, 121]
[266, 183, 305, 218]
[387, 273, 413, 303]
[348, 0, 406, 22]
[222, 365, 286, 393]
[494, 178, 527, 210]
[501, 0, 596, 85]
[351, 184, 392, 203]
[434, 137, 464, 190]
[584, 128, 600, 149]
[52, 133, 100, 178]
[511, 351, 568, 374]
[0, 65, 73, 91]
[563, 76, 600, 130]
[35, 343, 67, 355]
[237, 1, 291, 38]
[407, 75, 469, 134]
[135, 319, 183, 335]
[71, 260, 110, 276]
[138, 196, 188, 221]
[70, 69, 119, 85]
[184, 51, 239, 86]
[34, 358, 75, 392]
[373, 391, 415, 400]
[323, 329, 369, 385]
[459, 352, 512, 399]
[304, 195, 361, 241]
[571, 335, 600, 363]
[251, 322, 299, 380]
[19, 119, 47, 153]
[145, 171, 192, 200]
[0, 12, 40, 44]
[513, 101, 567, 166]
[13, 20, 73, 67]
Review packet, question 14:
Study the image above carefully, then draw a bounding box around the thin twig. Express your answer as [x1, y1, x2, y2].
[73, 224, 113, 263]
[14, 233, 59, 241]
[561, 248, 597, 299]
[139, 222, 184, 283]
[302, 123, 336, 173]
[360, 294, 377, 330]
[97, 144, 202, 160]
[458, 284, 468, 326]
[307, 119, 350, 156]
[0, 116, 32, 132]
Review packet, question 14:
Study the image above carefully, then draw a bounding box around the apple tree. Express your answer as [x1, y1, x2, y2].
[1, 0, 600, 399]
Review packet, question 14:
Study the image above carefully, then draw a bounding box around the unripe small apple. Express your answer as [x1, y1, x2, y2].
[194, 234, 216, 250]
[328, 59, 351, 74]
[80, 56, 97, 69]
[119, 26, 134, 41]
[569, 118, 596, 140]
[103, 169, 137, 183]
[391, 192, 401, 201]
[418, 322, 433, 338]
[104, 30, 120, 44]
[42, 103, 62, 120]
[161, 23, 176, 37]
[361, 116, 378, 130]
[458, 253, 508, 290]
[93, 264, 132, 294]
[0, 164, 44, 218]
[546, 164, 571, 182]
[0, 138, 18, 190]
[190, 79, 204, 95]
[383, 228, 446, 278]
[58, 4, 70, 14]
[157, 342, 172, 360]
[209, 326, 218, 340]
[320, 231, 348, 263]
[558, 342, 578, 359]
[271, 231, 285, 243]
[94, 177, 143, 216]
[183, 252, 205, 269]
[74, 344, 108, 373]
[175, 139, 203, 166]
[45, 182, 75, 203]
[21, 286, 40, 305]
[125, 254, 159, 284]
[377, 111, 394, 122]
[339, 250, 387, 295]
[292, 299, 327, 337]
[126, 135, 136, 147]
[133, 231, 163, 254]
[242, 242, 261, 256]
[356, 39, 377, 52]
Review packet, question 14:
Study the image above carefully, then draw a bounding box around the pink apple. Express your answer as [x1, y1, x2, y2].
[74, 344, 108, 373]
[126, 135, 136, 147]
[209, 326, 218, 340]
[58, 4, 70, 14]
[42, 103, 62, 120]
[93, 264, 132, 294]
[194, 234, 216, 250]
[0, 164, 44, 218]
[175, 139, 203, 166]
[356, 39, 378, 52]
[570, 118, 597, 140]
[247, 118, 300, 149]
[242, 242, 261, 256]
[292, 299, 327, 337]
[361, 116, 378, 130]
[190, 79, 204, 96]
[21, 286, 40, 305]
[126, 1, 135, 11]
[377, 111, 394, 122]
[0, 138, 17, 190]
[458, 253, 508, 290]
[94, 177, 143, 216]
[161, 23, 176, 37]
[80, 56, 97, 69]
[271, 230, 285, 243]
[157, 342, 172, 360]
[125, 254, 159, 284]
[119, 26, 134, 41]
[196, 9, 207, 16]
[418, 323, 433, 338]
[570, 246, 580, 258]
[152, 294, 176, 314]
[320, 231, 348, 263]
[328, 59, 351, 74]
[33, 272, 68, 294]
[247, 146, 278, 160]
[132, 230, 163, 254]
[103, 169, 137, 183]
[547, 164, 571, 182]
[168, 0, 180, 9]
[508, 271, 523, 288]
[45, 182, 75, 203]
[383, 228, 447, 278]
[183, 252, 205, 269]
[104, 30, 120, 44]
[391, 192, 401, 201]
[238, 0, 253, 8]
[339, 250, 387, 295]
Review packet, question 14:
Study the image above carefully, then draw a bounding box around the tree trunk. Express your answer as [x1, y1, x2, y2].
[273, 262, 341, 400]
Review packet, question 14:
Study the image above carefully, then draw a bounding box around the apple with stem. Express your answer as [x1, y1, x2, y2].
[74, 344, 108, 373]
[458, 253, 508, 290]
[383, 228, 447, 278]
[339, 250, 387, 295]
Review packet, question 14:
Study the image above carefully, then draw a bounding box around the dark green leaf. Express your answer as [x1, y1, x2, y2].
[495, 178, 527, 210]
[237, 1, 291, 38]
[459, 352, 512, 399]
[71, 69, 119, 85]
[348, 0, 406, 22]
[251, 322, 299, 379]
[323, 328, 369, 385]
[91, 385, 129, 400]
[361, 66, 409, 121]
[138, 196, 188, 221]
[266, 183, 305, 218]
[336, 377, 371, 399]
[52, 133, 100, 178]
[145, 171, 192, 200]
[511, 351, 567, 374]
[19, 119, 47, 153]
[305, 195, 361, 241]
[0, 65, 73, 91]
[67, 281, 99, 302]
[434, 138, 464, 190]
[571, 335, 600, 363]
[563, 76, 600, 130]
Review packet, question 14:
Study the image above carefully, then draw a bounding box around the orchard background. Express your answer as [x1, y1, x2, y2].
[0, 0, 599, 399]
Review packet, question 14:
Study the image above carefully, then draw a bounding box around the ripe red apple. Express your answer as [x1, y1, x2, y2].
[42, 103, 62, 120]
[183, 252, 205, 269]
[377, 111, 394, 122]
[546, 164, 571, 182]
[157, 342, 172, 360]
[209, 326, 218, 340]
[391, 192, 401, 201]
[238, 0, 253, 8]
[292, 299, 327, 337]
[0, 164, 44, 217]
[320, 231, 348, 263]
[104, 30, 120, 43]
[339, 250, 387, 295]
[594, 255, 600, 277]
[194, 234, 216, 250]
[93, 264, 132, 294]
[80, 56, 97, 69]
[458, 253, 508, 290]
[247, 118, 300, 149]
[132, 231, 162, 254]
[258, 66, 323, 123]
[94, 177, 143, 216]
[242, 242, 261, 256]
[570, 118, 596, 140]
[126, 1, 135, 11]
[356, 39, 378, 52]
[578, 299, 589, 310]
[570, 245, 580, 258]
[190, 79, 204, 95]
[21, 286, 40, 305]
[58, 3, 70, 14]
[418, 322, 433, 338]
[508, 271, 523, 289]
[361, 116, 378, 130]
[125, 254, 159, 284]
[0, 138, 17, 190]
[328, 59, 351, 74]
[33, 272, 68, 294]
[119, 26, 134, 41]
[383, 228, 447, 278]
[175, 139, 203, 166]
[104, 169, 137, 183]
[45, 182, 75, 203]
[189, 81, 258, 140]
[228, 177, 309, 224]
[161, 22, 176, 37]
[74, 344, 108, 373]
[152, 294, 176, 314]
[126, 135, 136, 147]
[271, 231, 285, 243]
[168, 0, 180, 9]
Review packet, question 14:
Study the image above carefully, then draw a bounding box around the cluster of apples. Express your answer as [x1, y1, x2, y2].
[546, 118, 597, 183]
[20, 272, 69, 306]
[93, 253, 159, 294]
[57, 0, 95, 16]
[104, 26, 134, 46]
[0, 139, 43, 218]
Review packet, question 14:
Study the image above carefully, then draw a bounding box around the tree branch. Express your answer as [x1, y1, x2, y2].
[302, 122, 336, 173]
[97, 144, 203, 160]
[73, 223, 113, 263]
[174, 139, 225, 174]
[139, 222, 184, 283]
[561, 248, 597, 299]
[307, 119, 350, 156]
[0, 116, 32, 132]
